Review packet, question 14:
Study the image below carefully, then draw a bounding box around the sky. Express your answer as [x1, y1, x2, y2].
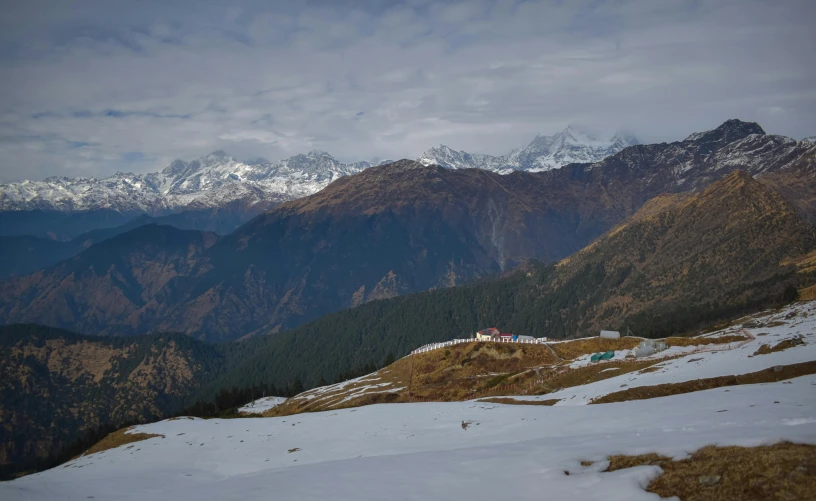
[0, 0, 814, 182]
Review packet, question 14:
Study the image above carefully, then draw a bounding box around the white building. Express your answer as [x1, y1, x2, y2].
[600, 330, 621, 339]
[634, 339, 668, 358]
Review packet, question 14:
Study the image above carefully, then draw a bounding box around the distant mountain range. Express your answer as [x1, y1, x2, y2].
[2, 119, 814, 342]
[418, 125, 639, 172]
[2, 124, 813, 221]
[0, 150, 383, 214]
[0, 125, 637, 216]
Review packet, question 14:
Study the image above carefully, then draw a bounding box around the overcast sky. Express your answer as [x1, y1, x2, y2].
[0, 0, 814, 182]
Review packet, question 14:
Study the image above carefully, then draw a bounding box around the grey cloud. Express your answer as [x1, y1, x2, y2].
[0, 0, 814, 182]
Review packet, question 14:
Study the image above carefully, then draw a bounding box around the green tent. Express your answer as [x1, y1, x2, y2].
[590, 351, 615, 362]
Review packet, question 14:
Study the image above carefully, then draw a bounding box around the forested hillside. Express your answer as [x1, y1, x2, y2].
[207, 171, 816, 391]
[0, 325, 225, 478]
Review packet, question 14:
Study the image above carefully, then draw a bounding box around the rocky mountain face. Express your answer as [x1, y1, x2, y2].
[0, 150, 377, 214]
[0, 324, 224, 478]
[418, 125, 640, 173]
[0, 120, 813, 342]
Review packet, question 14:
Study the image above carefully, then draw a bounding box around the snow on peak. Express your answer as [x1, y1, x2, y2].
[0, 150, 370, 213]
[419, 125, 641, 173]
[803, 136, 816, 144]
[684, 119, 765, 143]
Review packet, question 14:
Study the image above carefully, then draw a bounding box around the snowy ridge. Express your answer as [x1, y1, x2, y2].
[803, 136, 816, 144]
[2, 303, 814, 500]
[418, 125, 640, 173]
[238, 396, 287, 415]
[0, 151, 384, 213]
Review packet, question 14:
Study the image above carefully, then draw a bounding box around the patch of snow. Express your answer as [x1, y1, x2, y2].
[0, 150, 373, 213]
[418, 125, 640, 174]
[238, 397, 287, 415]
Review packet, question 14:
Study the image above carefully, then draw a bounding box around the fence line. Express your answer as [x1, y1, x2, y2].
[410, 337, 542, 355]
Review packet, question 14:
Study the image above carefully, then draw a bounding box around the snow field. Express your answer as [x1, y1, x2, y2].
[2, 376, 814, 500]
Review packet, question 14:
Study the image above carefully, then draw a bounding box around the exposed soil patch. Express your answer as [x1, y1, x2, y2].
[753, 337, 805, 356]
[590, 360, 816, 404]
[605, 443, 816, 501]
[84, 428, 164, 456]
[478, 397, 560, 406]
[663, 334, 748, 347]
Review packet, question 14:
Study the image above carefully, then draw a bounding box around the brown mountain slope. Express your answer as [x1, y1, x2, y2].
[550, 170, 816, 336]
[0, 225, 218, 336]
[758, 151, 816, 225]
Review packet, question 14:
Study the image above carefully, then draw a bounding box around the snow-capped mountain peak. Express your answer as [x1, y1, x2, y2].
[420, 125, 641, 173]
[0, 150, 372, 213]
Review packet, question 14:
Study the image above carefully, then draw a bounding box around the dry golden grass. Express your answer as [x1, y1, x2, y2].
[782, 249, 816, 274]
[547, 337, 641, 360]
[605, 443, 816, 501]
[409, 341, 560, 400]
[799, 285, 816, 301]
[268, 342, 563, 415]
[636, 366, 662, 374]
[663, 334, 748, 347]
[83, 427, 164, 456]
[532, 360, 658, 395]
[268, 333, 775, 415]
[478, 397, 560, 406]
[590, 360, 816, 404]
[754, 338, 804, 356]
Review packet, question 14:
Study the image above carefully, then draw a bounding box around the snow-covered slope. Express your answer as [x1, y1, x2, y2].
[804, 136, 816, 144]
[2, 302, 813, 501]
[418, 125, 640, 173]
[2, 379, 812, 500]
[0, 151, 380, 213]
[515, 300, 816, 405]
[238, 396, 287, 415]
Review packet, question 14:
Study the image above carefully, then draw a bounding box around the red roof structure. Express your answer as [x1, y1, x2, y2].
[477, 327, 500, 336]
